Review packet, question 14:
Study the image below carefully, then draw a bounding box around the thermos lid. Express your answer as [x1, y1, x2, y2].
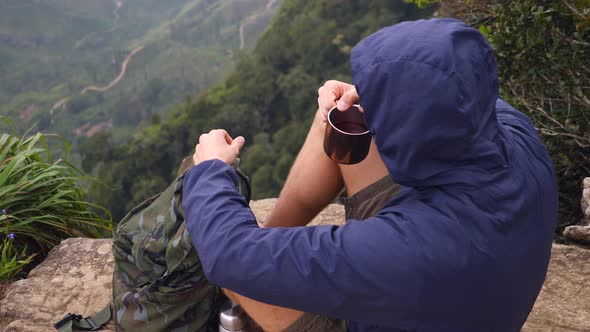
[219, 301, 248, 331]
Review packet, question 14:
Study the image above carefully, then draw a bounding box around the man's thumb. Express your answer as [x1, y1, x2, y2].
[232, 136, 245, 150]
[336, 89, 360, 111]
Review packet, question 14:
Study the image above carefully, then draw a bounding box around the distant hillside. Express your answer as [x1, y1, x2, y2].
[0, 0, 280, 147]
[81, 0, 433, 220]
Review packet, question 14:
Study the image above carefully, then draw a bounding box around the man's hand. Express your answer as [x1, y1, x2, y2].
[316, 80, 361, 122]
[193, 129, 245, 166]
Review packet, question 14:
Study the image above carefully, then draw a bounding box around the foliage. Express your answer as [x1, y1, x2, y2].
[1, 234, 35, 282]
[405, 0, 438, 7]
[408, 0, 590, 230]
[0, 128, 112, 280]
[0, 0, 279, 153]
[81, 0, 433, 221]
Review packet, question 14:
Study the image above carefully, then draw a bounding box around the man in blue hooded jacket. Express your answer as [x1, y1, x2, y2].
[183, 18, 558, 332]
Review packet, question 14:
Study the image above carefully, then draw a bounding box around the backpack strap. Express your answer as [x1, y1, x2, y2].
[233, 163, 251, 203]
[54, 303, 112, 332]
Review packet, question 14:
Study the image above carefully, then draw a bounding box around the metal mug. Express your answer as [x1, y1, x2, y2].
[323, 104, 371, 164]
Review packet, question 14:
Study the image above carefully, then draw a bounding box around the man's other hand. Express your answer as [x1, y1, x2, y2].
[193, 129, 245, 166]
[316, 80, 361, 122]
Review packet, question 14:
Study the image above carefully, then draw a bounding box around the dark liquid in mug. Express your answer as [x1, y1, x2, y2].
[333, 121, 368, 134]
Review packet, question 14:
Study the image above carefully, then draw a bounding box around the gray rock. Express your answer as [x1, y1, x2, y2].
[582, 177, 590, 222]
[564, 225, 590, 244]
[1, 199, 589, 331]
[0, 238, 116, 332]
[564, 177, 590, 244]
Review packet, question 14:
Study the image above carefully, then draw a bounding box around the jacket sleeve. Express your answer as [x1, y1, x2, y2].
[183, 159, 422, 328]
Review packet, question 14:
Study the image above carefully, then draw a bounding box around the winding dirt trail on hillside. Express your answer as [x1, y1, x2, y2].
[44, 0, 140, 135]
[239, 22, 245, 49]
[106, 0, 123, 33]
[48, 44, 143, 122]
[239, 0, 278, 49]
[49, 98, 69, 115]
[75, 0, 124, 48]
[81, 45, 144, 94]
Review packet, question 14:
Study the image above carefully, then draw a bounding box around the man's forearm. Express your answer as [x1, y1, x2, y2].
[263, 113, 343, 228]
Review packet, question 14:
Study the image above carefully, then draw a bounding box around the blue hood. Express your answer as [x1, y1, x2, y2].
[352, 18, 508, 187]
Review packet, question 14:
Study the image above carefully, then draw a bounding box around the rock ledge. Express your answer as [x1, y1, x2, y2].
[1, 199, 589, 331]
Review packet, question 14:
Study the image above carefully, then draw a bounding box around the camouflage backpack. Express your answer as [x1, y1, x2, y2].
[55, 158, 251, 332]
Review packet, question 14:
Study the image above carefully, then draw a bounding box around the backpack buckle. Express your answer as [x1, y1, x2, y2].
[54, 313, 100, 331]
[83, 316, 100, 331]
[54, 313, 82, 329]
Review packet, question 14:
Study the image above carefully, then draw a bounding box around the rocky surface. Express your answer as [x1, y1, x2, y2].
[251, 198, 346, 227]
[522, 244, 590, 332]
[0, 238, 116, 332]
[563, 225, 590, 244]
[584, 179, 590, 216]
[564, 177, 590, 244]
[1, 199, 589, 331]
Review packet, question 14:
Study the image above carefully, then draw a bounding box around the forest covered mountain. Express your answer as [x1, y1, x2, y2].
[0, 0, 280, 147]
[79, 0, 434, 220]
[4, 0, 585, 232]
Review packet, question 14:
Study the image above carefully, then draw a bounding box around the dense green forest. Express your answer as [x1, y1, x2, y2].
[11, 0, 584, 234]
[0, 0, 279, 152]
[80, 0, 434, 221]
[86, 0, 589, 234]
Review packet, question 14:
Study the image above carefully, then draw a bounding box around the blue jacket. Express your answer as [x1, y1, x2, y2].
[183, 18, 558, 332]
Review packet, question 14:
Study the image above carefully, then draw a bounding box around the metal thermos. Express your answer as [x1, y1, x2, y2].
[219, 300, 249, 332]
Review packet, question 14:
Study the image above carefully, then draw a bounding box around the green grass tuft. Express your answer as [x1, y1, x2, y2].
[0, 122, 112, 280]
